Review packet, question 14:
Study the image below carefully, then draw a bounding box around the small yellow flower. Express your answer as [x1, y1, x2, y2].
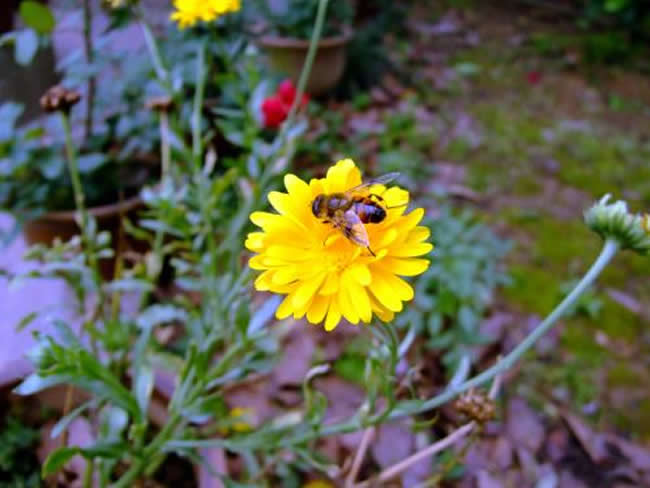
[230, 407, 254, 432]
[246, 159, 433, 331]
[170, 0, 241, 29]
[303, 481, 335, 488]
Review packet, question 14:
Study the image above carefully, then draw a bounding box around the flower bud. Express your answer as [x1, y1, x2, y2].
[40, 85, 81, 114]
[584, 194, 650, 256]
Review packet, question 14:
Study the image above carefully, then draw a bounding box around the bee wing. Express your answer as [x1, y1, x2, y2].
[345, 172, 400, 195]
[341, 209, 370, 248]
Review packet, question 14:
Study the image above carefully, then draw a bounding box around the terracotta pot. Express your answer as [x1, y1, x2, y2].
[22, 195, 144, 278]
[258, 29, 353, 96]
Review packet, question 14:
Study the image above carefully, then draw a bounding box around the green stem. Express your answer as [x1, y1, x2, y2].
[192, 41, 206, 165]
[61, 112, 103, 290]
[61, 113, 88, 229]
[160, 111, 171, 180]
[111, 413, 182, 488]
[83, 0, 95, 140]
[167, 238, 620, 451]
[82, 459, 94, 488]
[280, 0, 329, 133]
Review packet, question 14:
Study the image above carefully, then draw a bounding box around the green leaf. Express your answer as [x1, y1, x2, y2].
[248, 295, 281, 334]
[20, 1, 56, 34]
[0, 103, 24, 140]
[42, 447, 80, 476]
[15, 311, 38, 331]
[50, 401, 93, 439]
[134, 363, 154, 416]
[604, 0, 628, 12]
[77, 153, 108, 173]
[136, 304, 187, 329]
[99, 406, 129, 440]
[14, 29, 38, 66]
[14, 373, 66, 395]
[40, 154, 65, 179]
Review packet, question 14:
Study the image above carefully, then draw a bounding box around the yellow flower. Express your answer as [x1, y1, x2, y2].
[170, 0, 241, 29]
[245, 159, 433, 331]
[303, 481, 335, 488]
[230, 407, 254, 432]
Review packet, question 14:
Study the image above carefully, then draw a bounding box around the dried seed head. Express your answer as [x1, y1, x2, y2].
[146, 95, 174, 113]
[454, 388, 496, 423]
[40, 85, 81, 114]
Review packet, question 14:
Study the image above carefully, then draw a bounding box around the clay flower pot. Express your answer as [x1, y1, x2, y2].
[22, 195, 144, 278]
[258, 28, 353, 96]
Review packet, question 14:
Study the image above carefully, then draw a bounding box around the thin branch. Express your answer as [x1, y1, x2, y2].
[354, 423, 476, 488]
[345, 427, 375, 487]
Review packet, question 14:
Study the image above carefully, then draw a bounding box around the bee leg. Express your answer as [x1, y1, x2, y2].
[385, 203, 409, 209]
[367, 246, 376, 257]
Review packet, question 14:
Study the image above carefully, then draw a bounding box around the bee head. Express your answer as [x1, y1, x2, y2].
[311, 195, 325, 218]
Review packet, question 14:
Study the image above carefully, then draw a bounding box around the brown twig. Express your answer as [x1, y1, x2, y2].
[354, 423, 476, 488]
[345, 427, 375, 487]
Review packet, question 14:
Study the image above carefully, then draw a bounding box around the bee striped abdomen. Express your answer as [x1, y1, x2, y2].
[352, 199, 386, 224]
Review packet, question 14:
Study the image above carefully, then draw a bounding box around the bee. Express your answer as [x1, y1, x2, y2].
[311, 172, 402, 256]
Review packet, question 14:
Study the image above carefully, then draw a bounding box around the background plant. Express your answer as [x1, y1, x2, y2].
[253, 0, 353, 39]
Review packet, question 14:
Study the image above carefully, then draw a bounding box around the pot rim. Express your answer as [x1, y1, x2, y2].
[26, 194, 143, 222]
[259, 26, 353, 49]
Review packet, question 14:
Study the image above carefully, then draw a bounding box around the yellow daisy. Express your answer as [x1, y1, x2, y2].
[245, 159, 433, 331]
[170, 0, 241, 29]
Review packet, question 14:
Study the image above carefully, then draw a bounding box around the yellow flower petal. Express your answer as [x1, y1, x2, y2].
[325, 299, 342, 331]
[276, 295, 295, 320]
[292, 273, 326, 309]
[319, 272, 340, 295]
[389, 242, 434, 258]
[377, 257, 430, 276]
[346, 263, 371, 286]
[345, 277, 372, 323]
[338, 286, 359, 324]
[306, 294, 330, 324]
[373, 270, 414, 301]
[368, 273, 403, 312]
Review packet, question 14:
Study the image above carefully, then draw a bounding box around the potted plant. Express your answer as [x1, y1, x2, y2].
[255, 0, 354, 95]
[0, 101, 152, 248]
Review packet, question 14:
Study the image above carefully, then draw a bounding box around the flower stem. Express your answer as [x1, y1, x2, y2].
[192, 40, 206, 165]
[83, 0, 95, 140]
[61, 113, 88, 231]
[282, 0, 329, 131]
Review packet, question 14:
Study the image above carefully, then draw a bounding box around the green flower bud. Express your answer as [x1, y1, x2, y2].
[584, 194, 650, 256]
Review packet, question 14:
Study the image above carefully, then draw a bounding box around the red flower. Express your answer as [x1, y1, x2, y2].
[262, 96, 289, 129]
[527, 71, 542, 85]
[277, 79, 297, 105]
[278, 79, 310, 108]
[261, 79, 310, 129]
